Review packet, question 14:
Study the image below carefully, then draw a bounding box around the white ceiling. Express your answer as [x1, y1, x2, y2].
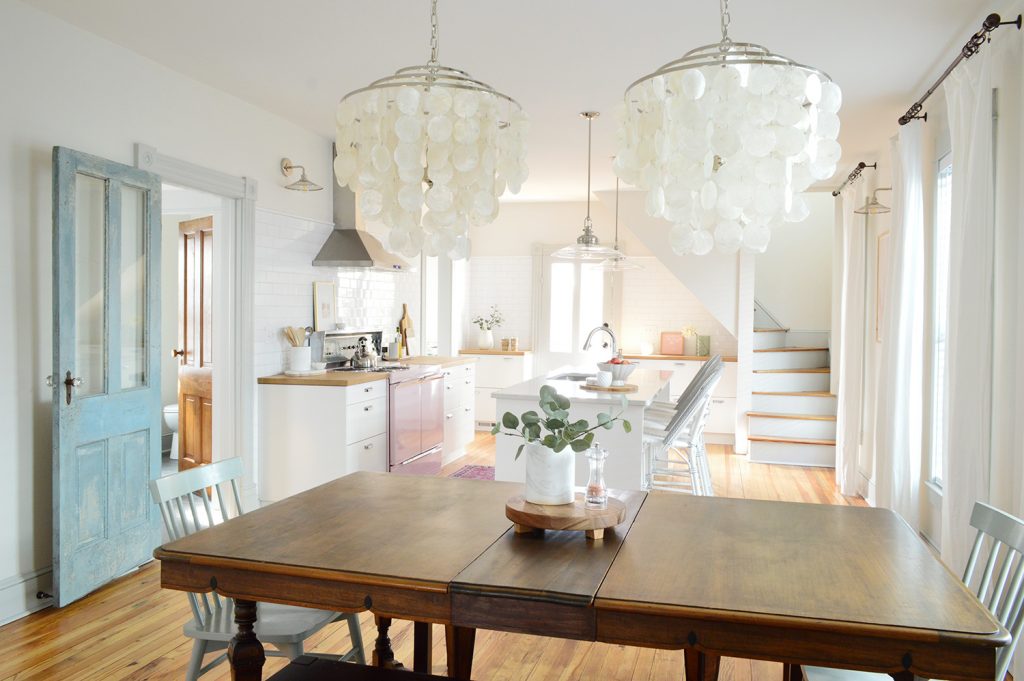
[27, 0, 990, 200]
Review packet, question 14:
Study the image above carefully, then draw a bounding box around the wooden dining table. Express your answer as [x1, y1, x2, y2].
[154, 472, 1008, 681]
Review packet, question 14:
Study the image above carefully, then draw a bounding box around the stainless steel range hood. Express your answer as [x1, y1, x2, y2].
[312, 183, 412, 271]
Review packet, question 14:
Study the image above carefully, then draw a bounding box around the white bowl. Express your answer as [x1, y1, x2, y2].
[597, 362, 636, 384]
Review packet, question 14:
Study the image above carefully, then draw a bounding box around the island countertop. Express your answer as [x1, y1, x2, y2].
[492, 366, 673, 407]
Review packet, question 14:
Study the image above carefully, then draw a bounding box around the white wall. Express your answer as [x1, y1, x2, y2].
[463, 256, 535, 349]
[253, 209, 420, 379]
[754, 192, 834, 332]
[0, 0, 336, 622]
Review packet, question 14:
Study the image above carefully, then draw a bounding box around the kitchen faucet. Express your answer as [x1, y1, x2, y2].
[583, 323, 618, 357]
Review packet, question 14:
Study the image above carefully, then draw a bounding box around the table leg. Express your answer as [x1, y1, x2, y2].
[782, 663, 802, 681]
[445, 625, 476, 680]
[683, 650, 720, 681]
[372, 615, 404, 670]
[228, 599, 265, 681]
[414, 621, 433, 673]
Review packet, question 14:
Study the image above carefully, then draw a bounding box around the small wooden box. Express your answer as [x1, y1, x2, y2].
[660, 331, 684, 355]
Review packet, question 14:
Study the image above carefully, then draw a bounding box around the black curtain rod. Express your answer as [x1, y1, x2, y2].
[832, 162, 876, 197]
[899, 12, 1022, 125]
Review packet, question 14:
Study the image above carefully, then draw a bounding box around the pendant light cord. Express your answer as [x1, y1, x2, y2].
[585, 113, 593, 227]
[613, 177, 620, 248]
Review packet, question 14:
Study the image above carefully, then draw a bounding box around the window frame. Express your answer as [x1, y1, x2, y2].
[926, 150, 954, 488]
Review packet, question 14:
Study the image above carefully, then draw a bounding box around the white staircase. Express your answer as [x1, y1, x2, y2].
[749, 328, 836, 467]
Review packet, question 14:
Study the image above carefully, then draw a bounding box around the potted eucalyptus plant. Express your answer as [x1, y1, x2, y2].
[491, 385, 631, 505]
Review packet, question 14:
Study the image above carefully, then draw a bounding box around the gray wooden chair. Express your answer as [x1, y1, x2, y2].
[149, 458, 365, 681]
[804, 501, 1024, 681]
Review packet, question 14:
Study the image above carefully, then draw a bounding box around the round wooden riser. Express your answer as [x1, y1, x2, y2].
[505, 494, 627, 541]
[580, 383, 638, 393]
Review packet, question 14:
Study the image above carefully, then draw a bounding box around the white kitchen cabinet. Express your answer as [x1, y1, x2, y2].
[706, 397, 736, 434]
[259, 380, 389, 503]
[462, 352, 533, 429]
[442, 362, 476, 463]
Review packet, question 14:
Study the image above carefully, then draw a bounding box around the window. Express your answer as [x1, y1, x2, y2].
[929, 153, 953, 485]
[542, 256, 609, 357]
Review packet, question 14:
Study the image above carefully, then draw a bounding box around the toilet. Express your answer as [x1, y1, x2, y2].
[162, 404, 179, 459]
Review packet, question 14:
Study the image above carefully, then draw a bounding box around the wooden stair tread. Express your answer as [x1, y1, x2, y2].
[754, 346, 829, 353]
[754, 327, 789, 332]
[753, 391, 836, 397]
[749, 435, 837, 446]
[754, 368, 830, 374]
[747, 411, 837, 422]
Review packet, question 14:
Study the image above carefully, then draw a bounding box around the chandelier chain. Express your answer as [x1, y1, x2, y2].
[429, 0, 440, 65]
[719, 0, 732, 44]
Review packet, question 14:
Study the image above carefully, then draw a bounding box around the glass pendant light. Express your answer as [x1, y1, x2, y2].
[554, 112, 624, 261]
[854, 188, 892, 214]
[600, 178, 643, 271]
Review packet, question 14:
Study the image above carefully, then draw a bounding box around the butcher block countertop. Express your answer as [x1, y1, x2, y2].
[257, 372, 388, 387]
[459, 349, 530, 356]
[624, 353, 737, 362]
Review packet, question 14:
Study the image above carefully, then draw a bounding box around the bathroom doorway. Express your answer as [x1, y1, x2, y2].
[160, 184, 231, 477]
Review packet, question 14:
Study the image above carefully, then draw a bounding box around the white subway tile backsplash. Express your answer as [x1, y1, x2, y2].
[253, 209, 421, 378]
[463, 256, 534, 349]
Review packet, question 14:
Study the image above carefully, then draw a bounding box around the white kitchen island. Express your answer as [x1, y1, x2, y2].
[493, 367, 673, 490]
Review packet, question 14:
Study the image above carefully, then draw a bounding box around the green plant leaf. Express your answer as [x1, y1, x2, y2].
[502, 412, 520, 429]
[554, 393, 571, 410]
[570, 438, 591, 453]
[490, 423, 501, 435]
[542, 434, 558, 449]
[553, 439, 568, 453]
[526, 423, 541, 440]
[546, 418, 565, 430]
[572, 419, 588, 430]
[554, 409, 570, 421]
[522, 411, 540, 425]
[622, 420, 632, 433]
[540, 399, 557, 417]
[515, 443, 525, 460]
[539, 385, 557, 402]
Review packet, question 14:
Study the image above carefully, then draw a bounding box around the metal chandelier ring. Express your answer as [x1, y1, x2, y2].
[340, 64, 522, 111]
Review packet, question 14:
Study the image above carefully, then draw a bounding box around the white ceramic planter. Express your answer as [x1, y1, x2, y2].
[477, 329, 495, 350]
[524, 442, 575, 505]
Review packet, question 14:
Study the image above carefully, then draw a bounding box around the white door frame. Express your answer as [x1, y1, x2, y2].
[134, 143, 258, 504]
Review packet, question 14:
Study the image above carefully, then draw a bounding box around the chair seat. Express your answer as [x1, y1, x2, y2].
[801, 666, 892, 681]
[184, 601, 340, 643]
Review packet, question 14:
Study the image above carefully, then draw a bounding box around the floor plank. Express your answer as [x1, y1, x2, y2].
[1, 433, 864, 680]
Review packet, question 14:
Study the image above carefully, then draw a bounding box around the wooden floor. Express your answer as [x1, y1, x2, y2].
[0, 434, 864, 681]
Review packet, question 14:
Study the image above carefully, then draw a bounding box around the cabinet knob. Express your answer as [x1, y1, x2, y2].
[465, 407, 471, 412]
[364, 443, 374, 450]
[364, 405, 373, 411]
[364, 386, 372, 392]
[465, 379, 471, 384]
[446, 414, 454, 420]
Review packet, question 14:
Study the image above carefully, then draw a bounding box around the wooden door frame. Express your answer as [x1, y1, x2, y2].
[134, 144, 259, 507]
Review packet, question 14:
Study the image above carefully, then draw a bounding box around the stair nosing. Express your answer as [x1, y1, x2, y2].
[754, 347, 829, 353]
[754, 327, 789, 333]
[747, 411, 837, 422]
[748, 435, 837, 446]
[752, 391, 836, 397]
[753, 368, 830, 374]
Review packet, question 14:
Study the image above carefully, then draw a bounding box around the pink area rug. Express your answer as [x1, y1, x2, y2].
[449, 465, 495, 481]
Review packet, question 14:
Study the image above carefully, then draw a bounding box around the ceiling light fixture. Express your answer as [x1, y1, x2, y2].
[281, 158, 323, 192]
[553, 112, 624, 261]
[333, 0, 528, 261]
[614, 0, 843, 255]
[854, 187, 892, 215]
[600, 178, 643, 271]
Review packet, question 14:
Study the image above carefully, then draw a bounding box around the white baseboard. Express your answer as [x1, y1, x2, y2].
[0, 567, 53, 626]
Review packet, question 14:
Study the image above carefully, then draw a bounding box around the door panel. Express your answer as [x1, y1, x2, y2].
[177, 217, 213, 470]
[53, 146, 162, 606]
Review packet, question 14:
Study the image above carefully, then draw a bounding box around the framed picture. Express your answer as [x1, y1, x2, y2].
[313, 281, 337, 331]
[875, 231, 891, 343]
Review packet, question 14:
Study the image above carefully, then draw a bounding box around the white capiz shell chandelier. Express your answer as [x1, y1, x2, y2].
[334, 0, 528, 261]
[614, 0, 842, 255]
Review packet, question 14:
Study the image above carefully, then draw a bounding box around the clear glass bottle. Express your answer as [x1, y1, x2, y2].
[585, 445, 608, 508]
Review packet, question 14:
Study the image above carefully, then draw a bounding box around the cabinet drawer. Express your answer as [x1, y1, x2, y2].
[444, 373, 459, 412]
[713, 363, 737, 397]
[345, 397, 387, 444]
[458, 405, 475, 446]
[474, 355, 524, 387]
[346, 433, 387, 473]
[344, 380, 387, 405]
[705, 397, 736, 434]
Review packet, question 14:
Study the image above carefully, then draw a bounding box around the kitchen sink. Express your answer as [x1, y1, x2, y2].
[550, 372, 595, 382]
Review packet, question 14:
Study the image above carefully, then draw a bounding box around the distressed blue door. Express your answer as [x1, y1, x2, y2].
[52, 147, 162, 606]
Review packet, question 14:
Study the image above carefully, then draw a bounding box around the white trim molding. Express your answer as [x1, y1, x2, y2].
[0, 568, 52, 626]
[134, 143, 259, 500]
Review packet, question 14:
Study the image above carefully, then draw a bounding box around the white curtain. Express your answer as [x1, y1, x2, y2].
[871, 126, 924, 526]
[942, 31, 1024, 678]
[834, 184, 866, 496]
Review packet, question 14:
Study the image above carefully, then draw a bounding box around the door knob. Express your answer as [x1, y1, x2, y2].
[172, 348, 185, 358]
[63, 370, 82, 405]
